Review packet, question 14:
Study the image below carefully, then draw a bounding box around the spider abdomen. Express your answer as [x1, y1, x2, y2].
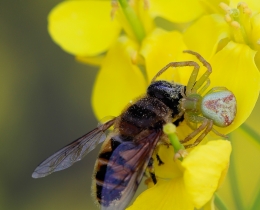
[201, 90, 237, 127]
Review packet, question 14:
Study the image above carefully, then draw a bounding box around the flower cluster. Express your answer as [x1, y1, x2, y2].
[47, 0, 260, 209]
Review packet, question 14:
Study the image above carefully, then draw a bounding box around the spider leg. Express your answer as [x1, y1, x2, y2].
[205, 86, 228, 95]
[184, 114, 198, 130]
[211, 127, 228, 138]
[180, 118, 208, 144]
[151, 61, 200, 95]
[183, 50, 212, 94]
[184, 119, 214, 149]
[198, 79, 211, 95]
[172, 110, 185, 124]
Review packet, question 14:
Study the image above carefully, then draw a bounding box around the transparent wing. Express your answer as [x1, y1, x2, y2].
[98, 129, 162, 210]
[32, 118, 116, 178]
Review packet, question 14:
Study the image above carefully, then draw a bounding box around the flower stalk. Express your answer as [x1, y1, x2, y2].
[118, 0, 146, 42]
[163, 123, 187, 161]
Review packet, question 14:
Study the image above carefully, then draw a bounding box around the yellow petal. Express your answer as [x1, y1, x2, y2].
[114, 5, 137, 42]
[250, 13, 260, 51]
[127, 178, 194, 210]
[116, 0, 154, 41]
[182, 140, 232, 209]
[183, 14, 230, 61]
[135, 0, 155, 34]
[140, 28, 189, 83]
[209, 41, 260, 134]
[92, 36, 146, 120]
[76, 55, 104, 66]
[199, 0, 230, 14]
[255, 50, 260, 70]
[203, 197, 215, 210]
[149, 0, 204, 23]
[153, 145, 183, 179]
[48, 1, 121, 56]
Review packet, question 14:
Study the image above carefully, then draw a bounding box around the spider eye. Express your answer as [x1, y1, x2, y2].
[201, 91, 237, 127]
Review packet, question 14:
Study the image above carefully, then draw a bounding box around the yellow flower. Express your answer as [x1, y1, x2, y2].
[47, 1, 259, 136]
[139, 27, 259, 137]
[148, 0, 204, 23]
[92, 36, 147, 119]
[48, 1, 121, 57]
[182, 1, 260, 132]
[92, 2, 259, 138]
[47, 0, 152, 119]
[47, 1, 260, 209]
[127, 140, 232, 210]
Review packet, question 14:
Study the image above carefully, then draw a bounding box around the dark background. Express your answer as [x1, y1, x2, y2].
[1, 1, 100, 209]
[1, 1, 260, 210]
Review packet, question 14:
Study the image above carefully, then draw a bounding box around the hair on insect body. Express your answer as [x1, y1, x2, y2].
[32, 50, 236, 210]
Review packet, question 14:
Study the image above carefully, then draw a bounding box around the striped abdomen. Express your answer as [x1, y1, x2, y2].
[92, 96, 172, 209]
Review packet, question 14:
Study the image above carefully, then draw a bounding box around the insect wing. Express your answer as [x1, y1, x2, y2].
[100, 130, 162, 210]
[32, 118, 116, 178]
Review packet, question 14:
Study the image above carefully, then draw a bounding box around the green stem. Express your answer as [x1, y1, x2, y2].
[163, 123, 185, 161]
[240, 124, 260, 209]
[240, 123, 260, 144]
[118, 0, 145, 42]
[215, 194, 229, 210]
[251, 185, 260, 210]
[229, 133, 245, 210]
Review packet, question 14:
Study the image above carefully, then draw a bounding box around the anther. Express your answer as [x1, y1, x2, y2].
[143, 0, 150, 10]
[131, 52, 138, 64]
[237, 2, 248, 10]
[231, 21, 241, 29]
[244, 8, 252, 16]
[219, 2, 230, 12]
[225, 14, 232, 22]
[110, 1, 119, 20]
[237, 2, 252, 16]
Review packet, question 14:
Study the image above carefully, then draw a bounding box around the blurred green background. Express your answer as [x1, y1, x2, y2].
[1, 1, 100, 209]
[1, 1, 260, 210]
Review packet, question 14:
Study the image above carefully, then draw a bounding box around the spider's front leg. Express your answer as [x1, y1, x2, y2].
[183, 50, 212, 95]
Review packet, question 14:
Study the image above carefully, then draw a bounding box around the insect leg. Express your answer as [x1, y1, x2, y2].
[156, 154, 164, 166]
[147, 157, 157, 184]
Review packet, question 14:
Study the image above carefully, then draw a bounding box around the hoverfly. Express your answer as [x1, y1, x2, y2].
[32, 51, 236, 210]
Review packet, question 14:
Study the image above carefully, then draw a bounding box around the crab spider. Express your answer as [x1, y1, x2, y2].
[152, 50, 237, 149]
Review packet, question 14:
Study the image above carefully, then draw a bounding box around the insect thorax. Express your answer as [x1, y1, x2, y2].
[147, 80, 184, 119]
[118, 96, 171, 137]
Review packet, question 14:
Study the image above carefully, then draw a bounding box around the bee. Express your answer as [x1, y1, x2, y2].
[32, 51, 236, 210]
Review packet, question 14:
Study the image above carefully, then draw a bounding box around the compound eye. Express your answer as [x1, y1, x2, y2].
[201, 91, 237, 127]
